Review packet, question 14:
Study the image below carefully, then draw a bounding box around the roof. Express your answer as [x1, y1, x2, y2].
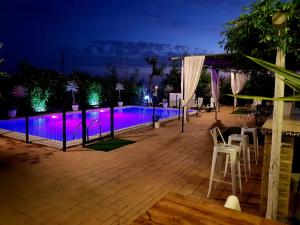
[172, 53, 300, 72]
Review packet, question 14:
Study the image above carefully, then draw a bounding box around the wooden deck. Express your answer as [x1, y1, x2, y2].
[131, 193, 284, 225]
[0, 106, 263, 225]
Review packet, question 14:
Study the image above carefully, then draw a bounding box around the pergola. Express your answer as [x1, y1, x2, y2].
[172, 53, 252, 127]
[174, 52, 299, 221]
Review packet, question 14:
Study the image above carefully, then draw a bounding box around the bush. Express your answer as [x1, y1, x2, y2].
[30, 87, 50, 112]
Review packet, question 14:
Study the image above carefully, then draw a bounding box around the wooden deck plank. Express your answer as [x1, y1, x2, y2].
[0, 106, 265, 225]
[131, 193, 284, 225]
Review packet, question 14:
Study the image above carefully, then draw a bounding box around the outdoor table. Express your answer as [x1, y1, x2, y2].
[260, 116, 300, 221]
[131, 192, 284, 225]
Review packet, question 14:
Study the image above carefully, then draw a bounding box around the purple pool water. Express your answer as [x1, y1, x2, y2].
[0, 106, 187, 142]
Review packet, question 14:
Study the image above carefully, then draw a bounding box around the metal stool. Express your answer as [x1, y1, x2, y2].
[207, 127, 242, 198]
[239, 117, 259, 164]
[224, 134, 251, 182]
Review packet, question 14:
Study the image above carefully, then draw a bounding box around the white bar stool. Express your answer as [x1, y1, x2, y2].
[224, 134, 251, 181]
[207, 127, 242, 198]
[239, 117, 259, 164]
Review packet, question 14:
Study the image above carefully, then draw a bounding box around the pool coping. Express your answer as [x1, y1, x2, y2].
[0, 106, 197, 149]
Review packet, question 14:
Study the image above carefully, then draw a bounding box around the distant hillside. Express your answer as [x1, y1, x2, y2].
[2, 40, 211, 77]
[63, 41, 211, 76]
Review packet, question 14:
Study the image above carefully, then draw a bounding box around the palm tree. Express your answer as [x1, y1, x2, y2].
[164, 84, 173, 102]
[115, 82, 124, 102]
[66, 81, 79, 104]
[145, 56, 165, 90]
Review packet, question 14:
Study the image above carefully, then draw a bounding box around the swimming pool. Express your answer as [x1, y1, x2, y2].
[0, 106, 193, 147]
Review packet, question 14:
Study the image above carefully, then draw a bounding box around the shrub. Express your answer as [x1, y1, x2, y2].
[87, 83, 102, 106]
[30, 87, 50, 112]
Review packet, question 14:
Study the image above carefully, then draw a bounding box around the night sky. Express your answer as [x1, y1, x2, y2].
[0, 0, 250, 73]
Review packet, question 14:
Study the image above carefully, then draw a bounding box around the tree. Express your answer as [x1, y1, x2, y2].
[124, 68, 143, 104]
[196, 69, 211, 102]
[115, 82, 124, 101]
[220, 0, 300, 63]
[221, 0, 300, 220]
[65, 81, 79, 104]
[162, 60, 181, 92]
[144, 56, 165, 90]
[0, 42, 4, 71]
[0, 42, 8, 101]
[87, 82, 102, 106]
[101, 65, 119, 106]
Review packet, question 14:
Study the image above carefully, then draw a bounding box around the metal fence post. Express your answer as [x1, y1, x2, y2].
[62, 109, 67, 151]
[152, 104, 155, 128]
[110, 106, 114, 139]
[25, 112, 29, 144]
[82, 106, 87, 147]
[182, 106, 184, 133]
[178, 99, 181, 121]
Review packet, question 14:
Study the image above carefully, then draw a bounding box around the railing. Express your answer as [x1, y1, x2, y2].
[0, 105, 185, 151]
[86, 119, 102, 141]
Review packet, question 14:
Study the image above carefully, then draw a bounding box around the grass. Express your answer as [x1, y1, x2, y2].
[231, 107, 249, 114]
[86, 138, 135, 152]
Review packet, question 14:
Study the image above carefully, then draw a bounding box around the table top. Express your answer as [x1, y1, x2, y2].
[131, 192, 285, 225]
[262, 117, 300, 134]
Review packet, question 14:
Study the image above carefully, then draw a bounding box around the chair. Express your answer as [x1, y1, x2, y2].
[239, 117, 258, 164]
[207, 127, 242, 198]
[197, 97, 203, 108]
[224, 134, 251, 181]
[210, 97, 215, 108]
[253, 99, 262, 106]
[224, 195, 241, 212]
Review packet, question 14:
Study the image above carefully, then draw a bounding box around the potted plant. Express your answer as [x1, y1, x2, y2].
[115, 82, 124, 107]
[66, 81, 79, 111]
[7, 104, 17, 118]
[153, 114, 161, 128]
[9, 85, 27, 118]
[162, 99, 168, 108]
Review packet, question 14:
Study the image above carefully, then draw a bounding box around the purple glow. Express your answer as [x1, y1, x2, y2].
[0, 106, 189, 143]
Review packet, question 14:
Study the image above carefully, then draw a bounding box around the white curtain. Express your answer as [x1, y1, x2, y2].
[231, 71, 249, 108]
[181, 56, 205, 122]
[210, 67, 220, 111]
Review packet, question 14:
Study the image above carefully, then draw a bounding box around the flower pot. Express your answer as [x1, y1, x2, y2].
[8, 109, 17, 118]
[162, 102, 168, 108]
[118, 101, 123, 107]
[154, 121, 160, 128]
[72, 104, 79, 111]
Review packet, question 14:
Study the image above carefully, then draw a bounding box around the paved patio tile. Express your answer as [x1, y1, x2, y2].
[0, 106, 262, 225]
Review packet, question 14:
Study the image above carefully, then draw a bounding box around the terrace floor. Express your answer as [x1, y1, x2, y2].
[0, 106, 263, 225]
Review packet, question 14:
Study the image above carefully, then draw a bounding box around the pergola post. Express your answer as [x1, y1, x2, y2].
[266, 13, 286, 220]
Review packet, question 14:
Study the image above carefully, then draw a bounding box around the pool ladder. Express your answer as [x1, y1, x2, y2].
[72, 119, 102, 141]
[86, 119, 102, 141]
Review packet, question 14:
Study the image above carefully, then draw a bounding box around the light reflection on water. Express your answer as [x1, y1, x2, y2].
[0, 106, 189, 142]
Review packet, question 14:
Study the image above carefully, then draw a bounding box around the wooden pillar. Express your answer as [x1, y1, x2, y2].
[261, 134, 294, 222]
[266, 47, 286, 220]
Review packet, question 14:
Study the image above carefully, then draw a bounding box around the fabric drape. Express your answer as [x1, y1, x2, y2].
[210, 67, 220, 111]
[181, 56, 205, 121]
[231, 71, 249, 107]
